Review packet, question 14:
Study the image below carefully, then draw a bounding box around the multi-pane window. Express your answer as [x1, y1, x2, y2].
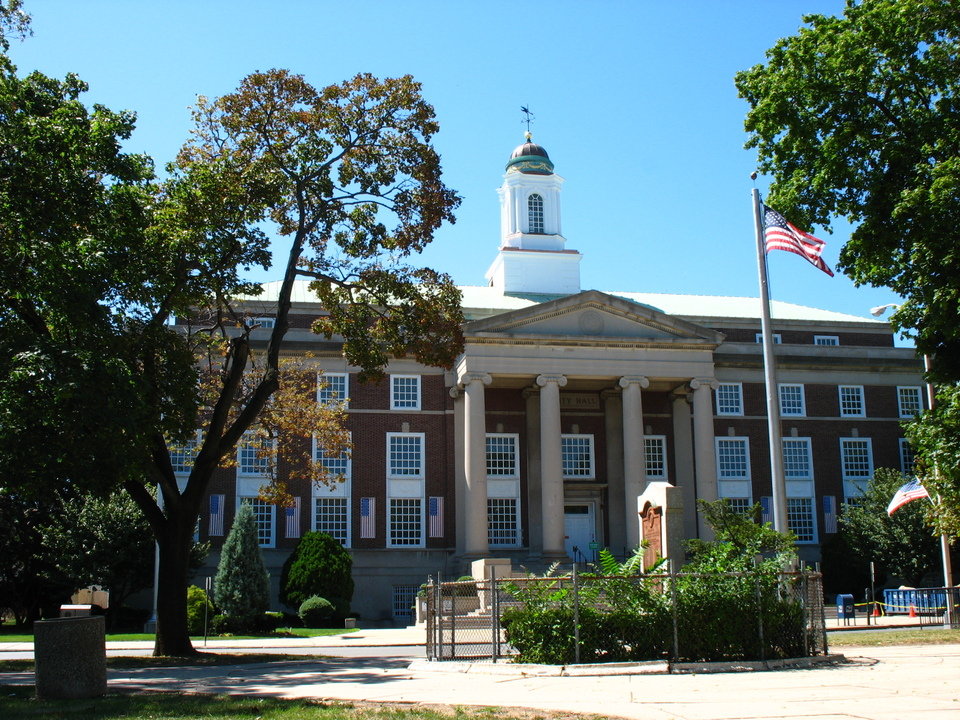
[390, 374, 421, 410]
[814, 335, 839, 346]
[313, 497, 348, 545]
[240, 497, 275, 547]
[170, 431, 200, 475]
[314, 442, 350, 478]
[645, 436, 667, 479]
[716, 383, 743, 416]
[561, 435, 595, 478]
[388, 498, 422, 546]
[787, 497, 816, 543]
[392, 585, 418, 620]
[723, 497, 753, 515]
[238, 434, 272, 476]
[486, 434, 519, 477]
[755, 333, 782, 344]
[899, 438, 916, 476]
[781, 438, 812, 479]
[897, 386, 923, 418]
[716, 438, 750, 480]
[487, 498, 519, 546]
[838, 385, 865, 417]
[317, 373, 349, 407]
[527, 193, 544, 233]
[840, 438, 873, 480]
[779, 384, 805, 416]
[387, 433, 424, 478]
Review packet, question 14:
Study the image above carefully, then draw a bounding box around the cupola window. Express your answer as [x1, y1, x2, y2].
[527, 193, 544, 233]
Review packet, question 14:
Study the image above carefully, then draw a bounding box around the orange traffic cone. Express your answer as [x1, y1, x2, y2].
[909, 604, 917, 617]
[872, 603, 881, 617]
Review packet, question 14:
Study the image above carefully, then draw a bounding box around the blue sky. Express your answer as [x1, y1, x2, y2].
[9, 1, 907, 333]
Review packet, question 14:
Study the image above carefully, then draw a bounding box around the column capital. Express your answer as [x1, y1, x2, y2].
[458, 371, 492, 389]
[618, 375, 650, 390]
[689, 377, 719, 391]
[449, 386, 461, 399]
[536, 374, 568, 388]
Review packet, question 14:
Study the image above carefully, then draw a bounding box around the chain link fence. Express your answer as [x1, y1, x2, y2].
[425, 568, 827, 664]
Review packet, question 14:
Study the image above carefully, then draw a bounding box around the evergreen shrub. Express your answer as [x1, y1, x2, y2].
[280, 531, 353, 616]
[185, 585, 213, 635]
[213, 503, 270, 630]
[299, 595, 335, 627]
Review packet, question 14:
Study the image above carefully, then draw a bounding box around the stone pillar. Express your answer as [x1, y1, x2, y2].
[619, 375, 649, 550]
[462, 372, 492, 557]
[690, 377, 719, 539]
[451, 386, 466, 555]
[537, 373, 567, 558]
[671, 390, 698, 541]
[523, 388, 543, 555]
[603, 390, 625, 554]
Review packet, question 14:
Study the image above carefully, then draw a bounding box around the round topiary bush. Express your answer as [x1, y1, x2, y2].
[299, 596, 335, 627]
[185, 585, 214, 635]
[280, 531, 354, 616]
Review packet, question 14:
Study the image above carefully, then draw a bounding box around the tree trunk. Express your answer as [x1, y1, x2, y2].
[152, 517, 197, 657]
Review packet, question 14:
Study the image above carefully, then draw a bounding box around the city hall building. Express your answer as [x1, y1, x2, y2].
[192, 136, 924, 622]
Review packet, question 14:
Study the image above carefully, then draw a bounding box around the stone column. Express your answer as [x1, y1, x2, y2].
[603, 390, 625, 553]
[690, 377, 719, 539]
[671, 390, 697, 541]
[523, 388, 543, 556]
[451, 386, 466, 555]
[462, 372, 492, 556]
[619, 376, 649, 550]
[537, 373, 567, 558]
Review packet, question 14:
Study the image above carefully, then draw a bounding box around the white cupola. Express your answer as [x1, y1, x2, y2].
[485, 133, 581, 295]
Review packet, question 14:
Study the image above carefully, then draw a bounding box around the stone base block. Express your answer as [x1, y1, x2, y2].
[34, 616, 107, 699]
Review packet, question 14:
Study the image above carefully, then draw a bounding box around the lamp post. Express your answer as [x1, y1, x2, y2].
[869, 304, 955, 598]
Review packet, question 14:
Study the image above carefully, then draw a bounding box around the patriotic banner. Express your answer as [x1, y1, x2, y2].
[428, 496, 444, 538]
[760, 496, 772, 525]
[822, 495, 838, 534]
[762, 205, 834, 277]
[886, 479, 930, 516]
[208, 494, 225, 536]
[285, 497, 301, 539]
[360, 497, 375, 538]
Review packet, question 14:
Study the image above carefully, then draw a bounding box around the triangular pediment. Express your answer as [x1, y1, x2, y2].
[465, 290, 724, 346]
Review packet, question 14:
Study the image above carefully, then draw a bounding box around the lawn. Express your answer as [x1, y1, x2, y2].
[0, 652, 327, 673]
[0, 687, 571, 720]
[828, 627, 960, 647]
[0, 627, 356, 643]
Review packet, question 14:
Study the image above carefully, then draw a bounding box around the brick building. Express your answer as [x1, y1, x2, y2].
[189, 135, 924, 622]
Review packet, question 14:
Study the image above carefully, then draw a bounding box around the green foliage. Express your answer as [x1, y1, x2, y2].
[907, 385, 960, 538]
[685, 499, 796, 573]
[298, 596, 335, 628]
[837, 468, 941, 585]
[279, 531, 353, 613]
[735, 0, 960, 381]
[185, 585, 213, 635]
[213, 504, 269, 627]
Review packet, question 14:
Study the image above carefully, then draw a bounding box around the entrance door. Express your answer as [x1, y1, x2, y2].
[563, 504, 596, 563]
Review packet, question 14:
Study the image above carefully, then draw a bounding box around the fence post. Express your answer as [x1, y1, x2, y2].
[669, 560, 679, 663]
[490, 564, 499, 663]
[755, 569, 765, 662]
[572, 562, 581, 665]
[801, 571, 810, 658]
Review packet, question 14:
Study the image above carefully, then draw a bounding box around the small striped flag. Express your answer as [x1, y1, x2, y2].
[285, 497, 301, 539]
[822, 495, 838, 534]
[360, 497, 375, 538]
[763, 205, 834, 277]
[887, 479, 929, 516]
[209, 494, 225, 536]
[760, 496, 772, 525]
[428, 496, 444, 538]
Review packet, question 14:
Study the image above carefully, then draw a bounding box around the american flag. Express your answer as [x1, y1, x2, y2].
[760, 496, 772, 525]
[822, 495, 838, 534]
[428, 496, 444, 538]
[886, 479, 929, 516]
[285, 497, 301, 539]
[360, 497, 375, 538]
[208, 494, 225, 536]
[763, 205, 834, 277]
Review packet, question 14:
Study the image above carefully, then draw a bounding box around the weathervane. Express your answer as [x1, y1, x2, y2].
[520, 105, 535, 139]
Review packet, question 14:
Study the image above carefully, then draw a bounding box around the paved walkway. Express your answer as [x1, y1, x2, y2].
[3, 628, 960, 719]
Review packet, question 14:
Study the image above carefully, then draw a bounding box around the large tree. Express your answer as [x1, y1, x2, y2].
[0, 61, 463, 656]
[735, 0, 960, 382]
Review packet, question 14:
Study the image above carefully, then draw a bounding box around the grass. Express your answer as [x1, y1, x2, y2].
[0, 652, 328, 674]
[0, 627, 357, 643]
[0, 687, 574, 720]
[828, 627, 960, 647]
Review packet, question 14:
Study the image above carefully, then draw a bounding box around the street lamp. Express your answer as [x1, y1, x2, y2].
[870, 304, 954, 597]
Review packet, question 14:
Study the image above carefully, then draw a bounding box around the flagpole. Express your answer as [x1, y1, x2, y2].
[752, 188, 789, 534]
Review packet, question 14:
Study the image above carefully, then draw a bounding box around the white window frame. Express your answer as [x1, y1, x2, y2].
[386, 432, 425, 479]
[312, 496, 349, 546]
[787, 497, 817, 544]
[486, 433, 519, 478]
[897, 386, 924, 418]
[317, 372, 349, 408]
[645, 435, 667, 479]
[778, 383, 806, 417]
[715, 383, 744, 416]
[527, 193, 544, 233]
[814, 335, 839, 346]
[899, 438, 916, 477]
[756, 333, 782, 344]
[387, 497, 424, 548]
[561, 434, 595, 479]
[840, 438, 874, 481]
[781, 437, 813, 480]
[238, 496, 276, 548]
[390, 374, 421, 411]
[487, 497, 521, 547]
[722, 497, 753, 514]
[237, 433, 275, 478]
[838, 385, 865, 418]
[312, 433, 352, 546]
[169, 430, 201, 476]
[715, 437, 751, 480]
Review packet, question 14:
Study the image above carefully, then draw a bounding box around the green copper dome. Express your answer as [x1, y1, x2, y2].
[505, 134, 554, 175]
